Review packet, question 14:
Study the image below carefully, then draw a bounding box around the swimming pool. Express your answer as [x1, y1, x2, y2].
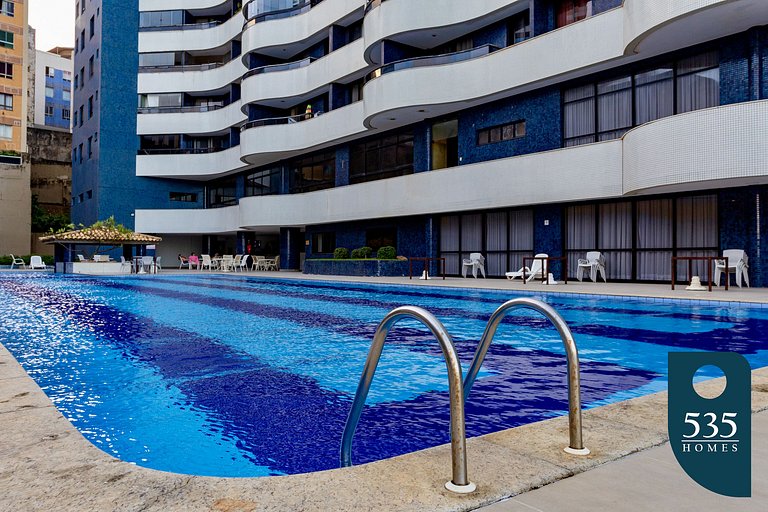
[1, 273, 767, 477]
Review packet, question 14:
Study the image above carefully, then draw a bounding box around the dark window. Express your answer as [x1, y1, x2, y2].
[0, 61, 12, 78]
[170, 192, 198, 202]
[87, 137, 92, 158]
[366, 228, 397, 253]
[139, 134, 181, 152]
[80, 30, 85, 51]
[88, 96, 94, 118]
[245, 167, 281, 197]
[350, 131, 414, 184]
[89, 56, 94, 76]
[507, 9, 530, 45]
[86, 190, 93, 200]
[0, 92, 12, 110]
[0, 0, 13, 17]
[79, 106, 84, 126]
[564, 50, 719, 147]
[89, 15, 95, 38]
[139, 11, 184, 28]
[290, 152, 335, 193]
[207, 177, 238, 208]
[556, 0, 592, 28]
[0, 30, 13, 48]
[311, 232, 336, 254]
[62, 108, 70, 120]
[477, 120, 526, 146]
[45, 105, 54, 117]
[78, 144, 83, 164]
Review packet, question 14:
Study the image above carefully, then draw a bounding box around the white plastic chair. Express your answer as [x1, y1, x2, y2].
[232, 255, 243, 272]
[577, 251, 607, 283]
[251, 255, 265, 271]
[29, 256, 47, 270]
[239, 255, 250, 272]
[154, 256, 162, 272]
[221, 255, 234, 271]
[120, 256, 131, 273]
[461, 253, 486, 278]
[200, 254, 213, 271]
[506, 253, 548, 282]
[77, 254, 87, 262]
[140, 256, 154, 274]
[714, 249, 749, 288]
[9, 254, 26, 269]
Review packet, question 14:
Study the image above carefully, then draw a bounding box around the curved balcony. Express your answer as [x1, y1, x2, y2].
[365, 45, 500, 81]
[138, 57, 247, 94]
[136, 146, 248, 180]
[244, 0, 324, 24]
[139, 12, 242, 54]
[136, 205, 241, 235]
[139, 0, 230, 11]
[241, 0, 363, 59]
[362, 0, 519, 65]
[239, 102, 366, 167]
[241, 38, 367, 108]
[137, 102, 246, 136]
[623, 100, 768, 195]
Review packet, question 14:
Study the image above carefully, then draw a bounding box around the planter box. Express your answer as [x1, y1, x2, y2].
[303, 259, 409, 277]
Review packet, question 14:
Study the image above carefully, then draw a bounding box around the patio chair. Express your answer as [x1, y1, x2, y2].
[77, 254, 87, 262]
[239, 255, 250, 272]
[221, 255, 234, 271]
[261, 256, 278, 271]
[29, 256, 46, 270]
[9, 254, 26, 270]
[251, 255, 265, 271]
[200, 254, 213, 271]
[154, 256, 162, 272]
[461, 253, 486, 278]
[120, 256, 131, 273]
[232, 255, 243, 272]
[505, 253, 548, 282]
[714, 249, 749, 288]
[577, 251, 607, 283]
[140, 256, 154, 274]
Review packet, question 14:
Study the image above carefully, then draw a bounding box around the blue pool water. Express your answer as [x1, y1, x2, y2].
[1, 273, 767, 477]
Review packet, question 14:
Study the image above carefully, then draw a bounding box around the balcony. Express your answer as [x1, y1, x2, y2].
[138, 57, 247, 95]
[244, 0, 325, 26]
[366, 45, 501, 82]
[137, 102, 246, 136]
[136, 145, 247, 179]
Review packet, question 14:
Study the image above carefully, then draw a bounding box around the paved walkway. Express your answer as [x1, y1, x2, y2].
[479, 410, 767, 512]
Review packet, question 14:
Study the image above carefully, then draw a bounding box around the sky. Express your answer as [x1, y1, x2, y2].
[28, 0, 76, 52]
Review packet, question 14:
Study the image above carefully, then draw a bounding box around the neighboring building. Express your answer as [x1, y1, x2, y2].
[0, 0, 29, 255]
[33, 47, 73, 130]
[74, 0, 768, 285]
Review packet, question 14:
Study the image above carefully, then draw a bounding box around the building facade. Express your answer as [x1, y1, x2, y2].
[0, 0, 29, 255]
[33, 47, 73, 130]
[73, 0, 768, 285]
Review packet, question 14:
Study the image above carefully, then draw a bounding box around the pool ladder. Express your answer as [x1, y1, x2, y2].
[339, 298, 589, 495]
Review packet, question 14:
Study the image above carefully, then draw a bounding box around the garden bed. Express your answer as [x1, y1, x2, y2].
[303, 259, 409, 277]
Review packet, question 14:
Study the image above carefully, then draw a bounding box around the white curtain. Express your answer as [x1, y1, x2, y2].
[676, 195, 718, 279]
[509, 209, 533, 270]
[486, 212, 507, 276]
[597, 76, 632, 141]
[637, 199, 673, 280]
[677, 52, 720, 114]
[635, 66, 674, 125]
[440, 216, 459, 252]
[564, 84, 595, 146]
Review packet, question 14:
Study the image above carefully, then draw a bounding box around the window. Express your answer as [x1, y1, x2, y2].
[0, 61, 12, 78]
[81, 1, 85, 14]
[89, 16, 95, 38]
[366, 228, 397, 254]
[311, 232, 336, 254]
[170, 192, 198, 203]
[1, 0, 15, 17]
[290, 152, 336, 193]
[207, 177, 237, 208]
[79, 67, 85, 87]
[79, 106, 84, 126]
[45, 105, 54, 117]
[62, 90, 71, 102]
[87, 137, 92, 158]
[75, 3, 79, 18]
[89, 56, 94, 76]
[74, 75, 79, 89]
[93, 132, 98, 141]
[78, 144, 83, 164]
[477, 120, 526, 146]
[0, 124, 12, 139]
[564, 50, 719, 147]
[80, 30, 85, 51]
[0, 30, 13, 48]
[245, 167, 281, 197]
[62, 108, 71, 120]
[350, 131, 414, 184]
[508, 10, 530, 45]
[88, 96, 93, 118]
[138, 93, 183, 109]
[45, 86, 55, 98]
[45, 66, 55, 78]
[0, 93, 11, 110]
[73, 110, 78, 126]
[63, 70, 72, 82]
[556, 0, 592, 28]
[138, 52, 180, 68]
[86, 190, 93, 200]
[139, 11, 185, 29]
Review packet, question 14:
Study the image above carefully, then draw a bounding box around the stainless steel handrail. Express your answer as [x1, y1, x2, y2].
[340, 306, 476, 494]
[463, 298, 590, 455]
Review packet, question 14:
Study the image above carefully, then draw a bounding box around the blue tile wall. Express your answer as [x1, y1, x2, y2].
[534, 204, 564, 278]
[381, 40, 416, 65]
[531, 0, 555, 36]
[718, 187, 765, 287]
[592, 0, 622, 15]
[335, 146, 350, 187]
[458, 88, 561, 165]
[413, 122, 430, 173]
[471, 21, 507, 48]
[720, 33, 751, 105]
[280, 227, 303, 270]
[305, 217, 430, 260]
[762, 29, 768, 99]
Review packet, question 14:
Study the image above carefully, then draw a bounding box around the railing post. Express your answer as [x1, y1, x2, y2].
[340, 306, 476, 494]
[464, 298, 590, 455]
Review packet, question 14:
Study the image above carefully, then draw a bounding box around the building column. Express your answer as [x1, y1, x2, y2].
[280, 227, 303, 271]
[534, 204, 564, 279]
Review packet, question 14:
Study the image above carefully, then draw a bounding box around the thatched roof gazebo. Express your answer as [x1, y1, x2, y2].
[40, 218, 162, 274]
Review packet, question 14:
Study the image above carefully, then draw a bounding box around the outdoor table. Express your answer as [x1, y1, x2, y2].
[408, 257, 446, 280]
[522, 256, 568, 284]
[671, 256, 727, 292]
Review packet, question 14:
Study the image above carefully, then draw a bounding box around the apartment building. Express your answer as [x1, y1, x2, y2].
[72, 0, 768, 284]
[34, 46, 73, 130]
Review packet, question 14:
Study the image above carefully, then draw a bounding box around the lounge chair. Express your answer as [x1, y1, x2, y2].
[506, 253, 548, 282]
[461, 253, 486, 278]
[577, 251, 607, 283]
[29, 256, 46, 270]
[9, 254, 26, 269]
[714, 249, 749, 288]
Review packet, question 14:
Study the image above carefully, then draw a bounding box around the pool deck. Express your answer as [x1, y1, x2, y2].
[1, 271, 767, 511]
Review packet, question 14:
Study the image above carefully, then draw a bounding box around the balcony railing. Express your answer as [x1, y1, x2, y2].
[240, 111, 324, 131]
[243, 0, 325, 26]
[242, 56, 315, 79]
[366, 44, 500, 82]
[138, 146, 235, 156]
[139, 20, 222, 32]
[138, 62, 225, 73]
[138, 104, 227, 114]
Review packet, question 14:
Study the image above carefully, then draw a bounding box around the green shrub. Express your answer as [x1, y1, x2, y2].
[333, 247, 350, 259]
[360, 246, 373, 259]
[376, 246, 397, 260]
[350, 248, 363, 259]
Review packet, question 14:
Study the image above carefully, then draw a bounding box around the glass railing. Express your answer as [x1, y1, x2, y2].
[366, 44, 500, 82]
[242, 56, 315, 79]
[240, 111, 324, 131]
[138, 104, 227, 114]
[138, 145, 235, 156]
[243, 0, 324, 26]
[138, 62, 225, 73]
[139, 20, 222, 32]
